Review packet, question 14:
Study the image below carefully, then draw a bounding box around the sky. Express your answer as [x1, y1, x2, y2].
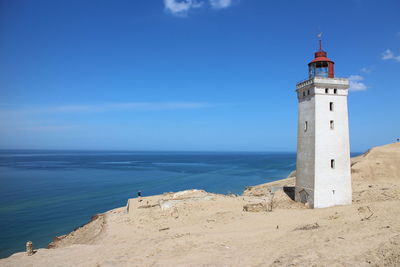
[0, 0, 399, 152]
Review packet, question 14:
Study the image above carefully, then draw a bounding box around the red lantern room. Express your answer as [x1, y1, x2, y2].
[308, 40, 334, 79]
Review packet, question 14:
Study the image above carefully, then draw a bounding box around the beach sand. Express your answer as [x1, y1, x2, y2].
[1, 142, 400, 266]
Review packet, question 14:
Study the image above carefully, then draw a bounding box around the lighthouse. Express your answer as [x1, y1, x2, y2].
[295, 39, 352, 208]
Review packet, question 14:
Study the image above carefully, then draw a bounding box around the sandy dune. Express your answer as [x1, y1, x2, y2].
[1, 142, 400, 266]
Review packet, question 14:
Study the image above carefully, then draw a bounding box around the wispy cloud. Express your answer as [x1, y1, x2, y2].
[164, 0, 203, 16]
[163, 0, 234, 16]
[15, 125, 75, 132]
[349, 75, 368, 92]
[360, 66, 374, 74]
[382, 49, 400, 62]
[2, 102, 215, 114]
[210, 0, 232, 9]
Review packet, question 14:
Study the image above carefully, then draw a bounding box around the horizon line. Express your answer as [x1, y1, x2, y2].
[0, 148, 365, 154]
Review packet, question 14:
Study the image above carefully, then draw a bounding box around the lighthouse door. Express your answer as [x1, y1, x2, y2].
[299, 189, 308, 203]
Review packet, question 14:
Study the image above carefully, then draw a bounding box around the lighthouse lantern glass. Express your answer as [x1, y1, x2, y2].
[309, 62, 329, 78]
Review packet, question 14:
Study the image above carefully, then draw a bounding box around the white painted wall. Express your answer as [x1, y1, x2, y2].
[295, 93, 316, 207]
[295, 78, 352, 208]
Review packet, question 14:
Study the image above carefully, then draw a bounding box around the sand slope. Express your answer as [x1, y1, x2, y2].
[1, 142, 400, 266]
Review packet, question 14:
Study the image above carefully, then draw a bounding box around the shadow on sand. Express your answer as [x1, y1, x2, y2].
[283, 186, 295, 201]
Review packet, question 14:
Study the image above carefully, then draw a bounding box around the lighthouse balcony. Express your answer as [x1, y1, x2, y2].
[296, 77, 349, 90]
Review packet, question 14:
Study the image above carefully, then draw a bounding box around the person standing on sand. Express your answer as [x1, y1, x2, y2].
[138, 191, 142, 202]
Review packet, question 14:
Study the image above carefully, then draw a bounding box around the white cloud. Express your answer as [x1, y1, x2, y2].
[360, 66, 374, 74]
[163, 0, 234, 16]
[382, 49, 400, 62]
[349, 75, 363, 81]
[163, 0, 203, 16]
[349, 75, 368, 92]
[210, 0, 232, 9]
[382, 49, 394, 60]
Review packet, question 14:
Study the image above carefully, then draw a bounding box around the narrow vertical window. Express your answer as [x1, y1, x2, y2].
[334, 88, 337, 94]
[303, 91, 306, 97]
[330, 120, 334, 129]
[307, 90, 310, 95]
[331, 159, 335, 169]
[325, 88, 329, 94]
[329, 102, 334, 111]
[304, 121, 308, 132]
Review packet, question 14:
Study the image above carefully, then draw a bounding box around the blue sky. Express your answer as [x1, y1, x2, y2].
[0, 0, 399, 152]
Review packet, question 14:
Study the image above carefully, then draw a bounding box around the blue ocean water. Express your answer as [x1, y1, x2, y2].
[0, 150, 296, 258]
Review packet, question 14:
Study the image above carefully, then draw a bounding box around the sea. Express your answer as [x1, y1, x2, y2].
[0, 150, 297, 258]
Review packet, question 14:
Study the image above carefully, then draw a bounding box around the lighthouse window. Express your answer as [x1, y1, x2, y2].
[329, 102, 334, 111]
[314, 62, 329, 77]
[334, 88, 338, 94]
[304, 121, 308, 132]
[330, 120, 334, 130]
[331, 159, 335, 169]
[325, 88, 329, 94]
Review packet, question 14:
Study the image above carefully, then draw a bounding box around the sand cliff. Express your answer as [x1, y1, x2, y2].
[1, 142, 400, 266]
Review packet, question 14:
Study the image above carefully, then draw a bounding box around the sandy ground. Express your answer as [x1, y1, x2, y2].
[1, 142, 400, 266]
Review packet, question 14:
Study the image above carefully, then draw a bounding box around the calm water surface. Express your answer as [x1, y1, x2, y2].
[0, 150, 296, 258]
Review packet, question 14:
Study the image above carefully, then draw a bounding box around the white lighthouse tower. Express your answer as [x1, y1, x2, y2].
[295, 39, 352, 208]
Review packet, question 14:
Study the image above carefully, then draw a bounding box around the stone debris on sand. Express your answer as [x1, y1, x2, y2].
[293, 223, 320, 231]
[242, 202, 272, 212]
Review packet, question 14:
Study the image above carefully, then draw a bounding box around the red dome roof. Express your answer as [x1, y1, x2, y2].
[308, 49, 334, 65]
[309, 56, 334, 64]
